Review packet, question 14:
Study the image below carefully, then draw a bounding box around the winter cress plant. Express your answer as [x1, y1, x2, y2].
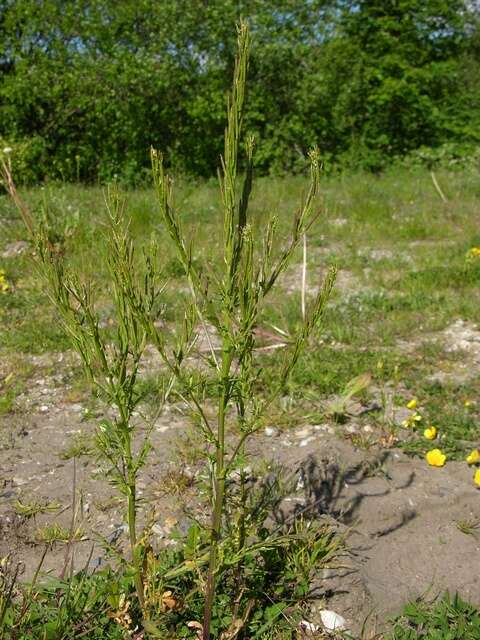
[1, 21, 339, 639]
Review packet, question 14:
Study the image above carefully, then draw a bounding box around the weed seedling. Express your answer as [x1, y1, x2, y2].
[14, 498, 61, 520]
[456, 517, 480, 539]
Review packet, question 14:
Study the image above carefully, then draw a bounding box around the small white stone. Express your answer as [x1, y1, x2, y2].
[295, 476, 305, 491]
[299, 436, 315, 447]
[39, 405, 49, 413]
[299, 620, 321, 635]
[314, 423, 334, 434]
[363, 424, 373, 433]
[156, 425, 169, 433]
[264, 426, 277, 437]
[295, 426, 313, 438]
[320, 609, 346, 632]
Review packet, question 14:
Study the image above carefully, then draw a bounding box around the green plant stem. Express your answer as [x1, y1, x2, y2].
[127, 481, 145, 609]
[202, 345, 232, 640]
[120, 407, 145, 610]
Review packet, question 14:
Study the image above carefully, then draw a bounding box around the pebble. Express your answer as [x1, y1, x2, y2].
[295, 426, 313, 438]
[1, 240, 29, 258]
[314, 424, 334, 434]
[298, 620, 321, 635]
[156, 425, 169, 433]
[0, 490, 16, 499]
[39, 405, 49, 413]
[320, 609, 347, 632]
[264, 426, 278, 437]
[295, 476, 305, 491]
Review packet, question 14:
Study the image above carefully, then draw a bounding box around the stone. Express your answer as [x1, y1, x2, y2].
[295, 426, 313, 439]
[70, 403, 83, 413]
[299, 436, 316, 447]
[264, 426, 278, 437]
[298, 620, 321, 635]
[313, 424, 334, 434]
[1, 240, 29, 258]
[320, 609, 347, 632]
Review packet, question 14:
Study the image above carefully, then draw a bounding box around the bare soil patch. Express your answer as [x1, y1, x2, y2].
[1, 350, 479, 636]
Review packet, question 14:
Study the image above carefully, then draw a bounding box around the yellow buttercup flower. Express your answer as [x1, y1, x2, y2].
[474, 469, 480, 487]
[426, 449, 446, 467]
[464, 400, 473, 408]
[0, 269, 9, 294]
[423, 426, 437, 440]
[466, 449, 480, 465]
[406, 398, 418, 410]
[466, 247, 480, 260]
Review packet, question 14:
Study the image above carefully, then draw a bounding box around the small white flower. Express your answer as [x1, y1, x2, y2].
[2, 147, 12, 154]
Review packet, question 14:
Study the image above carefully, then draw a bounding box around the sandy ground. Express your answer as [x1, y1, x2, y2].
[1, 338, 479, 637]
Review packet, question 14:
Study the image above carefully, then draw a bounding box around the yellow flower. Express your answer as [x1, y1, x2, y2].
[426, 449, 446, 467]
[464, 400, 473, 408]
[0, 270, 9, 294]
[423, 426, 437, 440]
[466, 449, 480, 465]
[466, 247, 480, 260]
[406, 398, 418, 410]
[402, 412, 423, 428]
[474, 469, 480, 487]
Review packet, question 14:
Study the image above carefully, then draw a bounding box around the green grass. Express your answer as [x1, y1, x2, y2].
[0, 517, 338, 639]
[389, 592, 480, 639]
[1, 166, 479, 455]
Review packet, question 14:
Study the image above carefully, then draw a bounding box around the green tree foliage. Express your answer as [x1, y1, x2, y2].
[0, 0, 479, 182]
[333, 0, 480, 168]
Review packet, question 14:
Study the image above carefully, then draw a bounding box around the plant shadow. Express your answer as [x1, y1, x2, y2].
[271, 451, 416, 534]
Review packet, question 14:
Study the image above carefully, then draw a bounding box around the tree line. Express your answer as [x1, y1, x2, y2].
[1, 0, 479, 182]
